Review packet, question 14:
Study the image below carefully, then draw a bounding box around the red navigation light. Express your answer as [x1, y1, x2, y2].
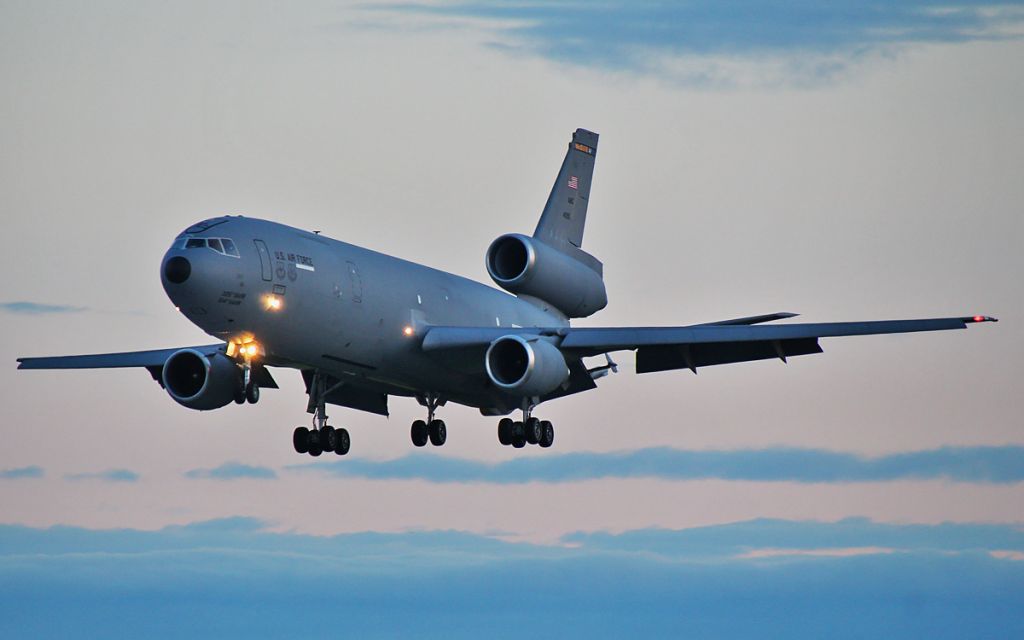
[973, 315, 985, 322]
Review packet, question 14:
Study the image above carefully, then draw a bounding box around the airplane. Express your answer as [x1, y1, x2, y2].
[17, 128, 997, 457]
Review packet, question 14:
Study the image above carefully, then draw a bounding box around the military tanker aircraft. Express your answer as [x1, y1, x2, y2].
[17, 129, 996, 456]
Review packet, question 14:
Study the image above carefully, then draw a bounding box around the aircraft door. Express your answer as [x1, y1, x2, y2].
[346, 261, 363, 303]
[254, 240, 272, 281]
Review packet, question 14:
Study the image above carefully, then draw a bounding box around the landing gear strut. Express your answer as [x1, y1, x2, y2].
[497, 403, 554, 449]
[411, 394, 447, 447]
[293, 370, 350, 457]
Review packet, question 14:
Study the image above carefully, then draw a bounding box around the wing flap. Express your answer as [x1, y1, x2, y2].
[559, 317, 989, 355]
[636, 337, 822, 374]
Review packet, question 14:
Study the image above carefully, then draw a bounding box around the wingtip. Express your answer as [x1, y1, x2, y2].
[964, 315, 998, 324]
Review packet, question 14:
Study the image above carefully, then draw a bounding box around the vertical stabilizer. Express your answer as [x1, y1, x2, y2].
[534, 129, 599, 255]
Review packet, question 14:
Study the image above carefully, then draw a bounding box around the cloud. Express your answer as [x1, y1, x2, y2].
[0, 301, 86, 314]
[299, 445, 1024, 484]
[370, 2, 1024, 85]
[0, 518, 1022, 638]
[184, 462, 277, 480]
[64, 469, 139, 483]
[0, 466, 44, 480]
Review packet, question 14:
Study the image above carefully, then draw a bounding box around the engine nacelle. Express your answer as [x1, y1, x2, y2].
[162, 349, 241, 410]
[486, 233, 607, 318]
[485, 335, 570, 397]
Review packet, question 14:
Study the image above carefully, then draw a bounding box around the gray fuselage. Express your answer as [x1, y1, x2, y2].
[160, 216, 566, 411]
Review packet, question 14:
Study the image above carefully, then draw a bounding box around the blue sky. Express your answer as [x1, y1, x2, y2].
[377, 1, 1024, 84]
[3, 517, 1023, 638]
[1, 0, 1021, 636]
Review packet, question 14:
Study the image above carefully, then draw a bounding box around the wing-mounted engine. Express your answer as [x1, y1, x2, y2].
[485, 335, 570, 397]
[162, 348, 242, 410]
[486, 233, 607, 318]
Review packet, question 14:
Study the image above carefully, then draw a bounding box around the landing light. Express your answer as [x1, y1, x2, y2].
[227, 338, 263, 360]
[403, 325, 414, 337]
[263, 294, 283, 311]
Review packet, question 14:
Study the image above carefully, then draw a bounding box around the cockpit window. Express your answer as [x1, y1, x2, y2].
[175, 236, 240, 258]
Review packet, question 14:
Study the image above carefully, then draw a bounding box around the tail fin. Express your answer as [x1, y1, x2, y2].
[533, 129, 600, 270]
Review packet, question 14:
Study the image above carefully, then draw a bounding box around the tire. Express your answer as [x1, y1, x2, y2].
[411, 420, 428, 447]
[511, 421, 526, 448]
[233, 388, 246, 404]
[429, 420, 447, 446]
[293, 426, 310, 454]
[334, 428, 351, 455]
[497, 418, 513, 445]
[246, 383, 260, 404]
[321, 426, 337, 453]
[539, 421, 554, 448]
[525, 417, 541, 445]
[307, 430, 323, 456]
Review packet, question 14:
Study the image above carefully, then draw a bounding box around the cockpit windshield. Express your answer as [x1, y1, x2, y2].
[172, 236, 240, 257]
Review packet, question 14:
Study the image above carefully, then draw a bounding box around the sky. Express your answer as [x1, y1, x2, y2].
[1, 0, 1023, 636]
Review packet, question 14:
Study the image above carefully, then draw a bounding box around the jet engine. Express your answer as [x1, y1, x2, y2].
[485, 335, 570, 397]
[161, 348, 241, 410]
[485, 233, 607, 318]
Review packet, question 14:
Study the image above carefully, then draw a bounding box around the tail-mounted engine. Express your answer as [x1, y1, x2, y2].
[485, 335, 570, 397]
[486, 233, 607, 318]
[162, 348, 242, 410]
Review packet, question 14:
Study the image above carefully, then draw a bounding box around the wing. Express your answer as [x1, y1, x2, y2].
[17, 344, 279, 388]
[422, 315, 997, 374]
[16, 345, 224, 370]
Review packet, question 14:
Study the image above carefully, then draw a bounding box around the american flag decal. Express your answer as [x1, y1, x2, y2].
[567, 175, 578, 190]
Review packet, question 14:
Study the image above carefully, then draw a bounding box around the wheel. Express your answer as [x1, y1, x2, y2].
[233, 387, 245, 404]
[334, 428, 350, 455]
[307, 429, 323, 457]
[321, 426, 337, 453]
[539, 420, 554, 448]
[293, 426, 310, 454]
[497, 418, 513, 445]
[524, 417, 541, 445]
[411, 420, 428, 447]
[511, 421, 526, 448]
[429, 420, 447, 446]
[245, 382, 260, 404]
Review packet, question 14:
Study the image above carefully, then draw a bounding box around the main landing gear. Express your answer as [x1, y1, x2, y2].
[497, 404, 554, 449]
[411, 394, 447, 448]
[293, 370, 350, 457]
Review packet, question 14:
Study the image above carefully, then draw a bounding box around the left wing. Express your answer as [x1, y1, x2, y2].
[421, 315, 997, 374]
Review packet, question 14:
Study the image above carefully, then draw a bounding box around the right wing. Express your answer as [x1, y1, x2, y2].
[16, 345, 224, 370]
[17, 344, 279, 388]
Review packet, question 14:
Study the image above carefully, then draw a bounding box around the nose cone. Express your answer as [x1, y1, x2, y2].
[164, 256, 191, 284]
